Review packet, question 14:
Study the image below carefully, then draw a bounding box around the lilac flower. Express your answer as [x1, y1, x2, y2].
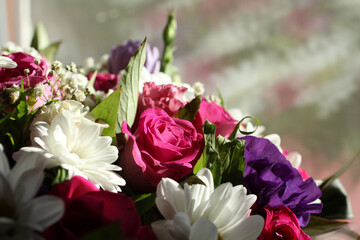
[240, 136, 323, 227]
[107, 40, 160, 74]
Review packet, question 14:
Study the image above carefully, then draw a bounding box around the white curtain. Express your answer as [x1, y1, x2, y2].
[0, 0, 32, 46]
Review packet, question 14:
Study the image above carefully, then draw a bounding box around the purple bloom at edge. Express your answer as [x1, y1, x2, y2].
[107, 40, 160, 74]
[240, 136, 323, 227]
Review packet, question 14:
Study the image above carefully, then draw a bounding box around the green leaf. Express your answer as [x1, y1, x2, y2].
[40, 41, 62, 62]
[317, 178, 354, 220]
[86, 70, 98, 95]
[216, 85, 225, 109]
[91, 88, 121, 137]
[44, 167, 69, 187]
[193, 120, 246, 187]
[160, 11, 177, 75]
[303, 216, 349, 236]
[30, 22, 50, 51]
[319, 148, 360, 191]
[15, 78, 28, 120]
[82, 221, 127, 240]
[179, 175, 206, 188]
[228, 116, 260, 140]
[134, 193, 156, 217]
[117, 38, 147, 131]
[193, 120, 217, 174]
[220, 138, 246, 186]
[176, 95, 201, 121]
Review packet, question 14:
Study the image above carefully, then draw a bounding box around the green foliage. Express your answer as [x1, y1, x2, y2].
[317, 179, 353, 220]
[117, 38, 147, 131]
[31, 22, 50, 51]
[228, 116, 260, 140]
[82, 221, 127, 240]
[134, 193, 156, 217]
[160, 11, 178, 76]
[31, 22, 61, 61]
[44, 167, 69, 187]
[175, 95, 201, 121]
[91, 88, 121, 137]
[0, 79, 40, 161]
[193, 121, 246, 187]
[303, 216, 350, 236]
[41, 41, 62, 62]
[319, 148, 360, 191]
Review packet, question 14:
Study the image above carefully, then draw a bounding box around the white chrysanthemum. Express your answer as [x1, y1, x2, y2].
[33, 100, 102, 128]
[152, 168, 264, 240]
[14, 110, 125, 192]
[0, 56, 17, 69]
[0, 145, 64, 239]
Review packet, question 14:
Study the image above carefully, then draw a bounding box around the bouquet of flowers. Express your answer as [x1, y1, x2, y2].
[0, 12, 357, 240]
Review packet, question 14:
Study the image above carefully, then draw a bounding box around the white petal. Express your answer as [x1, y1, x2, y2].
[151, 220, 176, 240]
[157, 178, 185, 213]
[221, 215, 264, 240]
[0, 56, 17, 68]
[286, 151, 302, 169]
[173, 212, 191, 238]
[13, 169, 44, 204]
[0, 144, 10, 176]
[189, 218, 218, 240]
[18, 195, 64, 232]
[155, 198, 176, 220]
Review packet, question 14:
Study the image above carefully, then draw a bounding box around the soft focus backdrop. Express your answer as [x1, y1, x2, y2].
[2, 0, 360, 223]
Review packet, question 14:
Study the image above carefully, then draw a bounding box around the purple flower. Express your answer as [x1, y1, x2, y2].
[240, 136, 322, 227]
[107, 40, 160, 74]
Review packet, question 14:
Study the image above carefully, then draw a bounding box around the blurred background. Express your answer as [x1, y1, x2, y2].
[2, 0, 360, 223]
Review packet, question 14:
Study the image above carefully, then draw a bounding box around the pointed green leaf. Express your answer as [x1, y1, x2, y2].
[82, 221, 125, 240]
[228, 116, 260, 140]
[40, 41, 62, 62]
[91, 88, 121, 137]
[317, 179, 354, 220]
[117, 38, 147, 131]
[319, 148, 360, 191]
[30, 22, 50, 51]
[86, 70, 98, 95]
[15, 78, 28, 120]
[161, 11, 177, 75]
[216, 85, 225, 109]
[193, 120, 217, 174]
[303, 216, 349, 236]
[134, 193, 156, 217]
[176, 95, 201, 121]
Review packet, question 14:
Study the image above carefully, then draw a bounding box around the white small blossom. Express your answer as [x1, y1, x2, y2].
[74, 89, 86, 101]
[83, 57, 95, 73]
[33, 83, 45, 98]
[193, 81, 205, 96]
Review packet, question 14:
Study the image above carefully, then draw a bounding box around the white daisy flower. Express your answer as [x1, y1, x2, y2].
[14, 110, 125, 192]
[152, 168, 264, 240]
[0, 145, 64, 239]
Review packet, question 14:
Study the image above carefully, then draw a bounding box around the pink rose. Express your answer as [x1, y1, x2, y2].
[44, 176, 156, 240]
[137, 82, 187, 117]
[193, 99, 237, 138]
[258, 206, 311, 240]
[88, 72, 120, 92]
[119, 108, 204, 193]
[0, 52, 50, 89]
